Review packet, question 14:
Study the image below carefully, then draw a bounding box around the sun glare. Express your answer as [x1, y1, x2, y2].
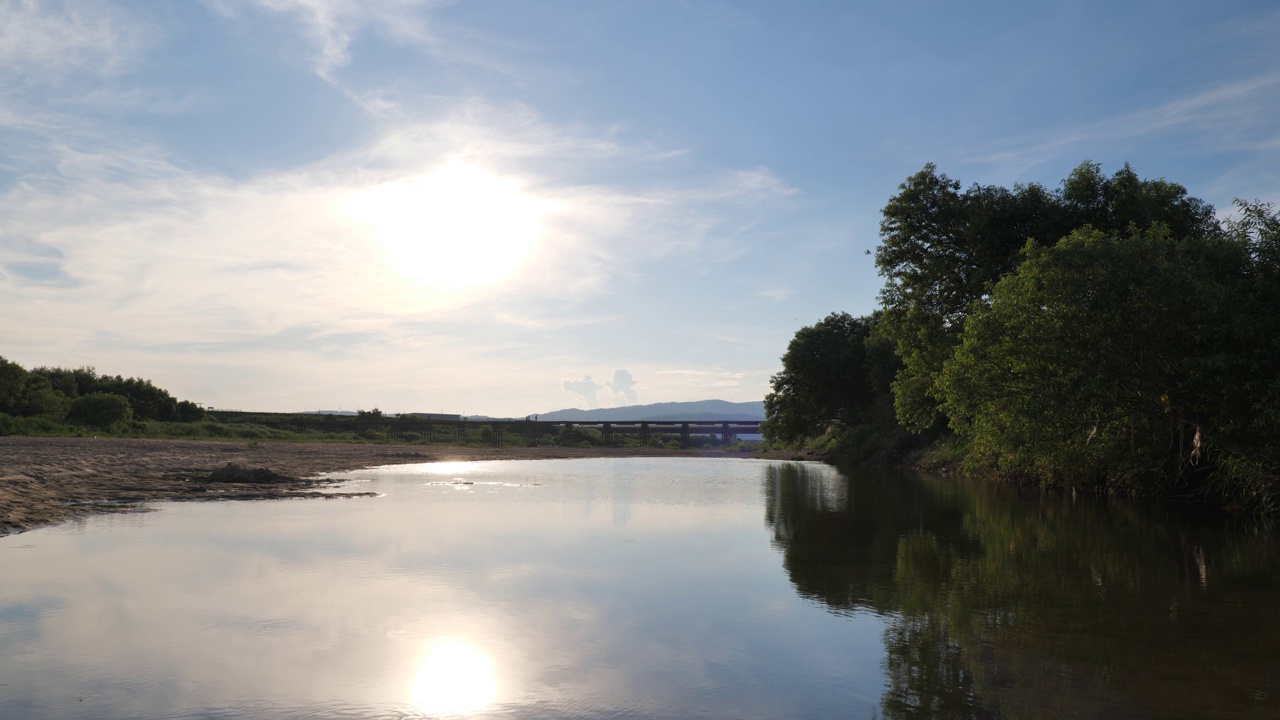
[408, 639, 498, 716]
[346, 161, 549, 289]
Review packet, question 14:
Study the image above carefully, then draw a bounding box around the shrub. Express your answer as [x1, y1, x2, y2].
[68, 393, 133, 428]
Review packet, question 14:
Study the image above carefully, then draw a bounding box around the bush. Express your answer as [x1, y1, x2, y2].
[176, 400, 206, 422]
[68, 393, 133, 428]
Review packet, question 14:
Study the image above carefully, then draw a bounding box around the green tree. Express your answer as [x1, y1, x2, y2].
[1220, 200, 1280, 441]
[175, 400, 206, 422]
[875, 162, 1217, 431]
[68, 392, 133, 428]
[0, 356, 28, 414]
[15, 375, 69, 418]
[939, 223, 1275, 499]
[31, 365, 99, 398]
[94, 376, 178, 421]
[764, 313, 899, 451]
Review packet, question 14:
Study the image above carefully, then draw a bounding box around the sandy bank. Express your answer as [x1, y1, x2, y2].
[0, 437, 811, 536]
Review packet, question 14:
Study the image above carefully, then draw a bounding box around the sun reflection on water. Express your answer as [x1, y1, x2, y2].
[415, 461, 485, 476]
[408, 639, 498, 717]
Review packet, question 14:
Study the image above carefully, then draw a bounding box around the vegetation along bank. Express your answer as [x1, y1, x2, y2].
[763, 161, 1280, 515]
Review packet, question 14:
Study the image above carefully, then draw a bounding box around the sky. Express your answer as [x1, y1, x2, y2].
[3, 0, 1280, 416]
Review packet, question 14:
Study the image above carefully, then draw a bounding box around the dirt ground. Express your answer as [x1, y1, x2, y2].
[0, 436, 811, 537]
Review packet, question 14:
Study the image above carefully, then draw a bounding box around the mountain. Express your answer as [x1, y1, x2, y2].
[534, 400, 765, 422]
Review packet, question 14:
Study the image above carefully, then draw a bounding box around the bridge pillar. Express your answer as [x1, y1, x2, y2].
[680, 423, 690, 449]
[641, 422, 649, 446]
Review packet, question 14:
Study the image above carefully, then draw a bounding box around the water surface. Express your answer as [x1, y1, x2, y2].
[0, 458, 1276, 718]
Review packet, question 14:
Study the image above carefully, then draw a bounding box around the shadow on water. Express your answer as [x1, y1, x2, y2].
[763, 463, 1280, 720]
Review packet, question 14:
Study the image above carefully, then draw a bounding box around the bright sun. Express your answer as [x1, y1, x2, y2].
[408, 639, 498, 716]
[346, 161, 549, 289]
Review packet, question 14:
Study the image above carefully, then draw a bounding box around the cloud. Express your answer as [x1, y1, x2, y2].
[755, 288, 791, 301]
[0, 90, 796, 414]
[606, 369, 637, 405]
[207, 0, 436, 78]
[0, 0, 800, 416]
[0, 0, 160, 139]
[0, 0, 150, 78]
[966, 70, 1280, 178]
[561, 376, 602, 409]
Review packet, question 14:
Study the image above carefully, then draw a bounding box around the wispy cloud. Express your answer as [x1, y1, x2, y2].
[966, 70, 1280, 178]
[755, 288, 791, 302]
[207, 0, 437, 78]
[0, 1, 794, 414]
[0, 95, 792, 411]
[0, 0, 150, 78]
[0, 0, 161, 141]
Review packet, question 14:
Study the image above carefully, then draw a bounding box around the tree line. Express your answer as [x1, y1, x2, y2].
[765, 162, 1280, 513]
[0, 357, 205, 430]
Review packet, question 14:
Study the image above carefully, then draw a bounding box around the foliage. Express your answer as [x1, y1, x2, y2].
[1, 359, 72, 418]
[92, 375, 180, 421]
[0, 357, 29, 414]
[766, 162, 1279, 511]
[764, 313, 902, 461]
[939, 218, 1280, 506]
[557, 425, 603, 447]
[0, 357, 210, 426]
[176, 400, 206, 422]
[68, 392, 133, 428]
[875, 161, 1217, 431]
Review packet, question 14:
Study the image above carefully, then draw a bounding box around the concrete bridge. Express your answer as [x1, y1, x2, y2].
[430, 418, 762, 448]
[553, 420, 761, 447]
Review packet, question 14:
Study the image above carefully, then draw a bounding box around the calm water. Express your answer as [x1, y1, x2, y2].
[0, 458, 1276, 719]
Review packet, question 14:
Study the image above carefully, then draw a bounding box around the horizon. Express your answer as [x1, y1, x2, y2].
[242, 397, 766, 418]
[4, 1, 1279, 417]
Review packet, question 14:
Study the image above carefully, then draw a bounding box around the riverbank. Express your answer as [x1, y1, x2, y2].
[0, 437, 814, 536]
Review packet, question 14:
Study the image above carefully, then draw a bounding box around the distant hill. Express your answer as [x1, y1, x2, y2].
[535, 400, 765, 422]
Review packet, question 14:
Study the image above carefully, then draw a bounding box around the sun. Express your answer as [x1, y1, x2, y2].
[346, 161, 549, 290]
[408, 639, 498, 716]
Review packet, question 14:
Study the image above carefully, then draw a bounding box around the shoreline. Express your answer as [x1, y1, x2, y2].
[0, 436, 813, 537]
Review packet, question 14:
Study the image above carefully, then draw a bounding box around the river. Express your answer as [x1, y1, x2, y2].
[0, 458, 1275, 718]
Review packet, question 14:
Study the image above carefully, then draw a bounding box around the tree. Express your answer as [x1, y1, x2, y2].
[875, 162, 1217, 431]
[15, 375, 69, 418]
[938, 223, 1270, 493]
[0, 356, 28, 414]
[31, 365, 99, 398]
[68, 393, 133, 428]
[94, 376, 178, 421]
[176, 400, 206, 423]
[764, 313, 898, 448]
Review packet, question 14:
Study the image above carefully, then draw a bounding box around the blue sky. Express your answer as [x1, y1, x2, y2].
[3, 0, 1279, 416]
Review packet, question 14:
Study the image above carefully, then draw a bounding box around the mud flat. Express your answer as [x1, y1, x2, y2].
[0, 437, 809, 536]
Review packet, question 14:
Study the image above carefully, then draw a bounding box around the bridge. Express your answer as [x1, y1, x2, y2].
[551, 420, 760, 447]
[424, 418, 762, 449]
[204, 410, 762, 449]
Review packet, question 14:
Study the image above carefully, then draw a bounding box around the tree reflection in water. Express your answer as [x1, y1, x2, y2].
[763, 463, 1280, 720]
